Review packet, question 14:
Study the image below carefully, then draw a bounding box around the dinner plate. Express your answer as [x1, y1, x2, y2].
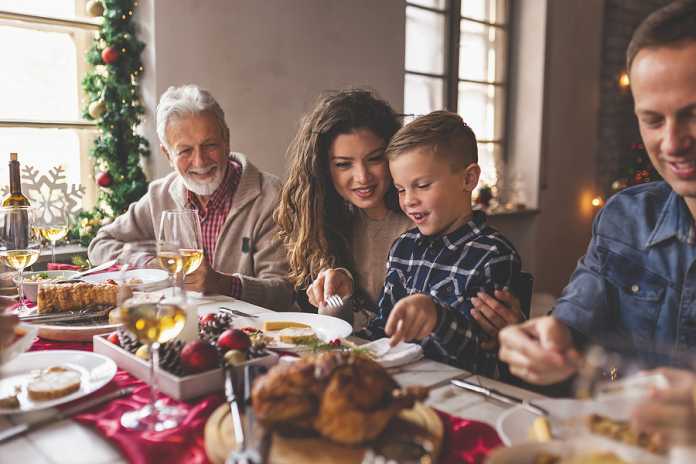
[82, 268, 169, 291]
[0, 350, 117, 414]
[496, 397, 667, 464]
[31, 318, 121, 342]
[496, 396, 649, 446]
[232, 312, 353, 351]
[486, 436, 666, 464]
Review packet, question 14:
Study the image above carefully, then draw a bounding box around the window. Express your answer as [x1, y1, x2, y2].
[404, 0, 509, 188]
[0, 0, 98, 209]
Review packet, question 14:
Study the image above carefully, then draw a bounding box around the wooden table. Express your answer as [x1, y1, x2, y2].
[0, 295, 543, 463]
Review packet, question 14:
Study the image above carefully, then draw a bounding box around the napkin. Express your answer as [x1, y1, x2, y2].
[362, 338, 423, 368]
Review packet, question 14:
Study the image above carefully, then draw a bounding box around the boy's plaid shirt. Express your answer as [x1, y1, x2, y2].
[365, 210, 521, 378]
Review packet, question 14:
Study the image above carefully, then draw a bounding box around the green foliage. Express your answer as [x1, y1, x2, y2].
[75, 0, 149, 244]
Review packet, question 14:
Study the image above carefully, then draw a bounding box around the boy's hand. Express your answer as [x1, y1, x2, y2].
[471, 289, 524, 344]
[307, 268, 354, 307]
[385, 293, 438, 347]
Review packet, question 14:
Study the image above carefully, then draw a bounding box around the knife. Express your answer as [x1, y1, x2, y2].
[0, 387, 133, 443]
[450, 378, 549, 416]
[225, 367, 245, 451]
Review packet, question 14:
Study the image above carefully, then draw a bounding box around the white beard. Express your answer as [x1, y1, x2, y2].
[179, 164, 226, 196]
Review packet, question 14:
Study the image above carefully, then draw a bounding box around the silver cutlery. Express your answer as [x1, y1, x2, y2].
[67, 259, 118, 280]
[318, 294, 344, 317]
[0, 387, 133, 443]
[220, 307, 258, 319]
[225, 366, 265, 464]
[19, 305, 114, 324]
[450, 378, 549, 416]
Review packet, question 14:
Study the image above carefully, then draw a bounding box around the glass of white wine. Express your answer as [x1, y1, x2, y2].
[117, 242, 188, 431]
[156, 240, 183, 296]
[0, 206, 41, 314]
[36, 204, 70, 264]
[158, 210, 204, 278]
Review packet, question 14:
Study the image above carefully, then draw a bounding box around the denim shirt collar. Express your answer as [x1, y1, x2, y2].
[415, 210, 487, 251]
[645, 190, 695, 248]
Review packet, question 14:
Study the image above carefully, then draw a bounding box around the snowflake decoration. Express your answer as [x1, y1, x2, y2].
[0, 165, 85, 222]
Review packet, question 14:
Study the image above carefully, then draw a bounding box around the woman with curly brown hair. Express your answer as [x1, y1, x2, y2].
[275, 89, 412, 327]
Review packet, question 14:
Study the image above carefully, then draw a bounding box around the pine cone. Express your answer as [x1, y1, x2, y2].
[117, 327, 141, 354]
[159, 340, 185, 376]
[199, 312, 234, 345]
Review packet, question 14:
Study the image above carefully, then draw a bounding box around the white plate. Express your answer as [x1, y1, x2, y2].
[496, 398, 667, 463]
[83, 269, 169, 291]
[497, 396, 650, 446]
[232, 312, 352, 351]
[486, 436, 666, 464]
[0, 350, 117, 414]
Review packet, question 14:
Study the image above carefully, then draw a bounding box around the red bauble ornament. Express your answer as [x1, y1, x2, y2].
[96, 171, 113, 187]
[181, 340, 218, 373]
[107, 332, 120, 346]
[199, 313, 217, 327]
[217, 329, 251, 353]
[101, 46, 119, 64]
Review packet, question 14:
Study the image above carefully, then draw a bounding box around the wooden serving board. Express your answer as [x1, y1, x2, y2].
[204, 402, 443, 464]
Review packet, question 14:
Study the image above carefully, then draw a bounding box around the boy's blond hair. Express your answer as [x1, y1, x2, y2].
[385, 111, 477, 170]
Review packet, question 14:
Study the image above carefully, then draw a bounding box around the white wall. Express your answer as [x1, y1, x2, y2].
[138, 0, 405, 180]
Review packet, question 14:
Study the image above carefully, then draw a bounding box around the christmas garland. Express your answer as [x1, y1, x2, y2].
[75, 0, 150, 247]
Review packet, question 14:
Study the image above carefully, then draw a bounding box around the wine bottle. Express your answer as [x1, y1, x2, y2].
[2, 153, 30, 207]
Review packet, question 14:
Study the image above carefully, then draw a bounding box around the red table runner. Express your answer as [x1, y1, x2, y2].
[30, 339, 502, 464]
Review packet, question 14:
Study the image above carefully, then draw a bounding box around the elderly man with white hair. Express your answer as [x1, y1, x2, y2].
[88, 84, 293, 311]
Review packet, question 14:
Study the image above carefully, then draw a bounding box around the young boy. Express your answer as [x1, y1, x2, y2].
[366, 111, 522, 377]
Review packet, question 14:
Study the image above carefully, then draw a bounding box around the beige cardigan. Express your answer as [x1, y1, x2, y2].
[88, 153, 294, 311]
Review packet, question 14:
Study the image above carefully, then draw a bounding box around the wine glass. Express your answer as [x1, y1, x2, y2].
[35, 204, 70, 264]
[0, 206, 41, 314]
[158, 210, 204, 277]
[117, 241, 187, 431]
[156, 240, 183, 295]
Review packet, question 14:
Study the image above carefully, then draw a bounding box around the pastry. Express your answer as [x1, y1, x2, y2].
[277, 327, 319, 345]
[37, 282, 118, 313]
[27, 366, 81, 400]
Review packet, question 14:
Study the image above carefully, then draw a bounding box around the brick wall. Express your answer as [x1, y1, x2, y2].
[597, 0, 670, 195]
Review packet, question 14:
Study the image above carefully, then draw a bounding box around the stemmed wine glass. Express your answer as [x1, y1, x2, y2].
[156, 240, 184, 295]
[35, 204, 70, 264]
[159, 210, 204, 279]
[117, 241, 188, 431]
[0, 206, 41, 313]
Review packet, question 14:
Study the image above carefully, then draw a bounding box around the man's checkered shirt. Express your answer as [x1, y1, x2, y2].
[366, 210, 521, 378]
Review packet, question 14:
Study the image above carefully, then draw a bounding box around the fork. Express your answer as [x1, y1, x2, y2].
[220, 307, 258, 318]
[318, 294, 344, 317]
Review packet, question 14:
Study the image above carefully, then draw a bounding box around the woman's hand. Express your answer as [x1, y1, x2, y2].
[471, 289, 524, 349]
[632, 368, 696, 446]
[306, 268, 353, 307]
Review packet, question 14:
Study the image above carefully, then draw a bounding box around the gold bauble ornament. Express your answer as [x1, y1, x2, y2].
[88, 98, 106, 119]
[86, 0, 104, 17]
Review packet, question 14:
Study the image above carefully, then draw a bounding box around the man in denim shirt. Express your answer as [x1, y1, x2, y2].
[499, 0, 696, 385]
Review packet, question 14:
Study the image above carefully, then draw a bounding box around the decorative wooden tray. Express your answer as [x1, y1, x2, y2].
[204, 401, 443, 464]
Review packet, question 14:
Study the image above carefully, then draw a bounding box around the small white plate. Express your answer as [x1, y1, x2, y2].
[83, 269, 169, 291]
[0, 323, 37, 365]
[0, 350, 117, 414]
[232, 312, 352, 351]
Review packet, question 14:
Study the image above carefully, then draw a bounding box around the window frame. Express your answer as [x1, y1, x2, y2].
[404, 0, 511, 156]
[0, 6, 99, 206]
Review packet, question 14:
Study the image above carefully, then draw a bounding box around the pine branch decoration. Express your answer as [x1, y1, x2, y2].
[77, 0, 150, 246]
